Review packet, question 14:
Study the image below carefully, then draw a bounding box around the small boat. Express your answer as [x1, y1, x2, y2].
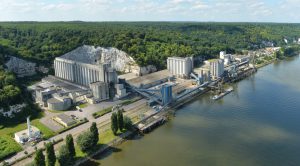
[212, 88, 233, 100]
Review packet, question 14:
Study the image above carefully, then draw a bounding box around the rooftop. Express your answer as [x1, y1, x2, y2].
[206, 59, 221, 62]
[126, 70, 171, 88]
[42, 75, 88, 92]
[55, 114, 75, 125]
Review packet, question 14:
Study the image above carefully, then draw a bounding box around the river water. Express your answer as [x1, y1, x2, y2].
[87, 56, 300, 166]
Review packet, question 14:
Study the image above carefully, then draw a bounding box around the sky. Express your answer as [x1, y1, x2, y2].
[0, 0, 300, 23]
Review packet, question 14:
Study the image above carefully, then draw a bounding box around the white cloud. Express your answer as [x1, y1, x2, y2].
[0, 0, 299, 22]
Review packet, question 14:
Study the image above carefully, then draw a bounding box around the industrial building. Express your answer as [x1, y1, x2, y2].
[115, 83, 128, 99]
[28, 76, 88, 110]
[205, 59, 224, 80]
[194, 66, 211, 83]
[47, 94, 72, 111]
[234, 55, 250, 63]
[167, 57, 193, 79]
[53, 114, 76, 127]
[126, 70, 172, 89]
[219, 51, 233, 66]
[54, 57, 118, 87]
[14, 117, 41, 144]
[89, 81, 110, 102]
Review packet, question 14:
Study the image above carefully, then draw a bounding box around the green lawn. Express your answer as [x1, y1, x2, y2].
[99, 129, 118, 144]
[31, 119, 55, 139]
[0, 119, 55, 139]
[92, 106, 113, 119]
[78, 103, 88, 108]
[0, 135, 22, 160]
[0, 115, 55, 161]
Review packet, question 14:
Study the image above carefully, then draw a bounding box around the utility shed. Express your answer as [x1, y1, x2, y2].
[53, 114, 76, 127]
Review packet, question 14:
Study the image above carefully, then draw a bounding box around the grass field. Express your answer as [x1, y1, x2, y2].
[0, 119, 55, 139]
[92, 106, 113, 119]
[99, 129, 119, 145]
[78, 103, 88, 108]
[0, 113, 55, 160]
[0, 135, 22, 161]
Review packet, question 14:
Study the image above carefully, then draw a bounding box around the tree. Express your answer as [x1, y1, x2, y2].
[34, 149, 45, 166]
[90, 122, 99, 145]
[111, 112, 118, 135]
[57, 145, 73, 166]
[45, 142, 56, 166]
[117, 110, 124, 131]
[65, 134, 75, 158]
[76, 131, 95, 153]
[124, 116, 133, 131]
[2, 161, 9, 166]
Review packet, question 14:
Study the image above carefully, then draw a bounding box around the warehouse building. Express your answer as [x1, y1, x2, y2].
[53, 114, 76, 127]
[167, 57, 193, 79]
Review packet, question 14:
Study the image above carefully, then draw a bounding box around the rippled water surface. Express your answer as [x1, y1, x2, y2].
[86, 56, 300, 166]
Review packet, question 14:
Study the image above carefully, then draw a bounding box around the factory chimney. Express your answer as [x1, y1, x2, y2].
[27, 116, 32, 138]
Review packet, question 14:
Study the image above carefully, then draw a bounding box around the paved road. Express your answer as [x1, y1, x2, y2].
[7, 98, 148, 166]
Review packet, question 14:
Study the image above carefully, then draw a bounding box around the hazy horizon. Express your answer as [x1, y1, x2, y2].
[0, 0, 300, 23]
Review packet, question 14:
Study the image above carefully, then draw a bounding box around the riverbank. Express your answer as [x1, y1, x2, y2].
[77, 55, 299, 165]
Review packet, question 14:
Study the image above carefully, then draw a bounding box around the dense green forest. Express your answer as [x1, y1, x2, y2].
[1, 22, 300, 69]
[0, 22, 300, 116]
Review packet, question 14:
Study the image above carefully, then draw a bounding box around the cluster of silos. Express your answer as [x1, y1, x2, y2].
[210, 59, 224, 80]
[167, 57, 193, 79]
[54, 57, 118, 87]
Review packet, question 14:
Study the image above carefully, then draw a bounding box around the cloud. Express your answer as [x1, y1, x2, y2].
[0, 0, 299, 22]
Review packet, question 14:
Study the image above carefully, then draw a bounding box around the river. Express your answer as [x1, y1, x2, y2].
[85, 56, 300, 166]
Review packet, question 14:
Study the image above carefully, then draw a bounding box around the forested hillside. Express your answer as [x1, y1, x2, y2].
[1, 22, 300, 69]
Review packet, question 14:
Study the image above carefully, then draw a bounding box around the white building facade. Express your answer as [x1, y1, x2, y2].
[167, 57, 193, 79]
[209, 59, 224, 80]
[54, 57, 117, 87]
[89, 82, 110, 102]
